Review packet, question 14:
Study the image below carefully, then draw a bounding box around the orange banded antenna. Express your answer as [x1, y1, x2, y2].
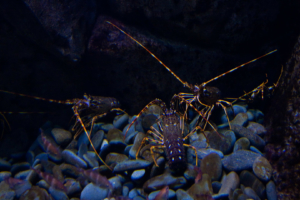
[203, 49, 277, 86]
[106, 21, 189, 87]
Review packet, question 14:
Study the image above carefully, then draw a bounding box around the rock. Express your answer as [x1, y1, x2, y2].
[233, 137, 250, 152]
[142, 114, 158, 131]
[187, 174, 213, 199]
[113, 113, 129, 130]
[0, 158, 11, 171]
[62, 149, 87, 168]
[221, 104, 247, 124]
[149, 188, 175, 200]
[266, 181, 277, 200]
[129, 132, 146, 159]
[78, 143, 88, 159]
[252, 156, 273, 181]
[200, 153, 222, 181]
[247, 109, 264, 123]
[183, 164, 198, 181]
[250, 146, 263, 155]
[105, 153, 128, 165]
[51, 128, 72, 146]
[191, 148, 224, 159]
[176, 189, 194, 200]
[212, 181, 222, 194]
[246, 122, 267, 136]
[231, 113, 248, 126]
[131, 169, 146, 181]
[218, 171, 239, 196]
[80, 183, 109, 200]
[100, 123, 115, 132]
[243, 187, 260, 200]
[89, 130, 104, 151]
[207, 130, 236, 154]
[149, 157, 165, 178]
[143, 172, 186, 191]
[0, 171, 11, 182]
[48, 186, 68, 200]
[129, 188, 138, 199]
[14, 170, 31, 180]
[239, 170, 266, 199]
[222, 150, 260, 171]
[114, 160, 151, 173]
[83, 153, 99, 168]
[122, 186, 129, 197]
[231, 124, 265, 150]
[107, 128, 124, 143]
[19, 186, 50, 200]
[109, 176, 122, 195]
[64, 178, 81, 196]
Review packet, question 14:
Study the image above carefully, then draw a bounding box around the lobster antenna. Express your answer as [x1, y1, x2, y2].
[203, 49, 277, 86]
[106, 21, 190, 88]
[0, 89, 74, 105]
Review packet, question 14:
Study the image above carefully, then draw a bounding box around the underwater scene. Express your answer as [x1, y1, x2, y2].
[0, 0, 299, 200]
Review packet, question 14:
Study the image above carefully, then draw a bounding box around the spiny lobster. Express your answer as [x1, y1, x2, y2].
[0, 89, 124, 170]
[106, 21, 277, 130]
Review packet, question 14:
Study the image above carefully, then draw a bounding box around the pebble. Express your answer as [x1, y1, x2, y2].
[122, 185, 129, 196]
[62, 149, 87, 168]
[19, 186, 50, 200]
[148, 188, 175, 200]
[243, 187, 260, 200]
[247, 122, 267, 136]
[14, 170, 31, 180]
[266, 180, 277, 200]
[252, 156, 273, 181]
[149, 157, 165, 178]
[51, 128, 72, 146]
[192, 148, 224, 159]
[64, 178, 81, 196]
[222, 150, 260, 171]
[218, 171, 239, 196]
[129, 188, 138, 199]
[239, 170, 266, 199]
[187, 174, 213, 199]
[0, 158, 11, 171]
[183, 164, 198, 181]
[89, 130, 104, 151]
[212, 181, 222, 194]
[78, 143, 88, 159]
[80, 183, 109, 200]
[230, 113, 248, 126]
[0, 171, 11, 182]
[247, 109, 264, 123]
[109, 176, 122, 195]
[231, 124, 265, 150]
[107, 128, 124, 144]
[143, 172, 186, 191]
[200, 153, 222, 181]
[250, 146, 263, 155]
[142, 114, 158, 131]
[49, 186, 68, 200]
[113, 160, 151, 173]
[131, 169, 146, 181]
[207, 130, 236, 154]
[129, 132, 146, 159]
[233, 137, 250, 152]
[83, 154, 99, 168]
[100, 123, 115, 132]
[113, 113, 129, 130]
[176, 189, 193, 200]
[105, 153, 128, 166]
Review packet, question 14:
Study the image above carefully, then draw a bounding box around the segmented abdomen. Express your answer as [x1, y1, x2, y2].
[162, 112, 186, 171]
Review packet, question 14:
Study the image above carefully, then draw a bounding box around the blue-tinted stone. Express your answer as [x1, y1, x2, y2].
[81, 183, 109, 200]
[222, 150, 260, 171]
[62, 149, 87, 168]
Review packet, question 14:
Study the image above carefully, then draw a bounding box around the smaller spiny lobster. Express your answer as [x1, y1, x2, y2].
[0, 90, 125, 170]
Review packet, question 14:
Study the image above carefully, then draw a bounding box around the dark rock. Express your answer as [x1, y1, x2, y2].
[252, 156, 273, 181]
[266, 181, 277, 200]
[239, 170, 266, 199]
[231, 124, 265, 150]
[233, 137, 250, 152]
[143, 172, 186, 191]
[114, 160, 152, 173]
[207, 130, 236, 154]
[222, 150, 260, 171]
[51, 128, 72, 146]
[200, 153, 222, 181]
[218, 171, 239, 196]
